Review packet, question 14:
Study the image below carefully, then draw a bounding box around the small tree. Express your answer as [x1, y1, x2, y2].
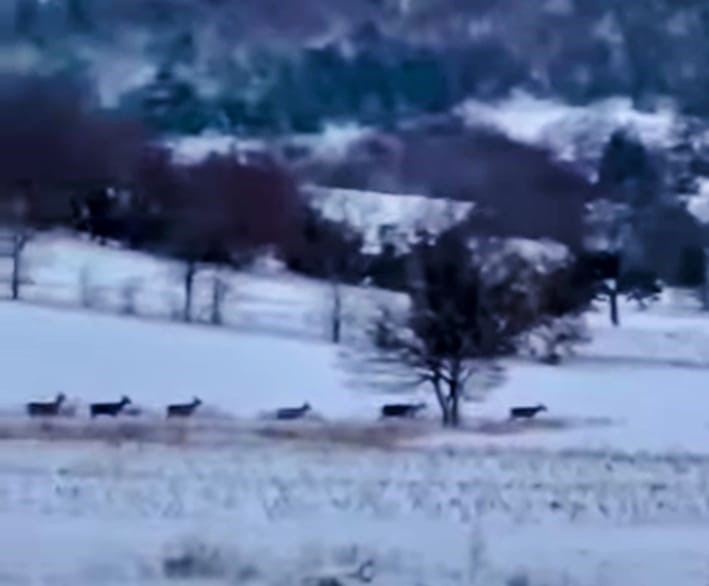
[209, 270, 230, 326]
[369, 234, 510, 427]
[120, 278, 142, 315]
[0, 194, 33, 301]
[285, 202, 366, 343]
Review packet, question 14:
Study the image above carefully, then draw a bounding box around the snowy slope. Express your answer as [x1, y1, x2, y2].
[457, 91, 679, 171]
[0, 302, 391, 419]
[1, 276, 709, 454]
[9, 232, 395, 343]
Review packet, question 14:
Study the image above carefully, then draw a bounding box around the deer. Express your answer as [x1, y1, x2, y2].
[303, 559, 376, 586]
[27, 393, 66, 417]
[274, 402, 311, 420]
[166, 397, 202, 418]
[90, 396, 131, 418]
[380, 402, 427, 419]
[509, 404, 547, 421]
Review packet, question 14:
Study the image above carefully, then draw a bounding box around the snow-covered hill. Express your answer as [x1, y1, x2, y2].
[10, 232, 396, 343]
[457, 91, 681, 169]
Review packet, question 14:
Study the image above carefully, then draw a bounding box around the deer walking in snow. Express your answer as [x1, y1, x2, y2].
[166, 397, 202, 418]
[380, 402, 427, 419]
[275, 402, 311, 420]
[509, 404, 547, 420]
[27, 393, 66, 417]
[90, 396, 131, 418]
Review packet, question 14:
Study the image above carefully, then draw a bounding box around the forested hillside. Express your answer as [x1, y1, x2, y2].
[4, 0, 709, 134]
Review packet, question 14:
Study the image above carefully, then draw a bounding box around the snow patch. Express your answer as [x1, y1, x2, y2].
[457, 91, 678, 168]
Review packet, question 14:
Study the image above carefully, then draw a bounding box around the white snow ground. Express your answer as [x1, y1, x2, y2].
[2, 235, 709, 584]
[1, 440, 709, 585]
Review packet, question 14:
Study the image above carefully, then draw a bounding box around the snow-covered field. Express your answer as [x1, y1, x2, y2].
[3, 235, 709, 584]
[2, 439, 709, 585]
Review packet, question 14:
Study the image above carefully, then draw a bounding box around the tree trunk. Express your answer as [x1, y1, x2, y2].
[332, 313, 341, 344]
[331, 280, 342, 344]
[702, 248, 709, 311]
[609, 284, 620, 327]
[449, 379, 461, 427]
[210, 272, 226, 325]
[11, 246, 20, 301]
[11, 234, 24, 301]
[432, 376, 450, 426]
[183, 262, 196, 322]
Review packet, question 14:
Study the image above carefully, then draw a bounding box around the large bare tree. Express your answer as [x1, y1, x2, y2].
[366, 233, 506, 426]
[364, 229, 593, 426]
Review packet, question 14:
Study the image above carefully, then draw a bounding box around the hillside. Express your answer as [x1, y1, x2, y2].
[0, 234, 708, 453]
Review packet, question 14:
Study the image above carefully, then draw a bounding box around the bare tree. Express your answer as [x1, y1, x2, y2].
[78, 264, 102, 309]
[372, 313, 492, 427]
[181, 260, 198, 323]
[320, 191, 370, 344]
[209, 269, 230, 326]
[0, 193, 33, 301]
[120, 278, 142, 315]
[583, 199, 634, 326]
[366, 233, 509, 426]
[287, 190, 367, 343]
[361, 228, 593, 424]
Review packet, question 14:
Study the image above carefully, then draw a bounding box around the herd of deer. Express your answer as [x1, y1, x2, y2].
[25, 394, 549, 422]
[26, 393, 202, 419]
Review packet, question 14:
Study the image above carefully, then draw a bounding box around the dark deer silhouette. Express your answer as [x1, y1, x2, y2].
[90, 396, 131, 418]
[380, 402, 427, 419]
[509, 404, 547, 420]
[305, 558, 376, 586]
[27, 393, 66, 417]
[166, 397, 202, 418]
[275, 402, 311, 420]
